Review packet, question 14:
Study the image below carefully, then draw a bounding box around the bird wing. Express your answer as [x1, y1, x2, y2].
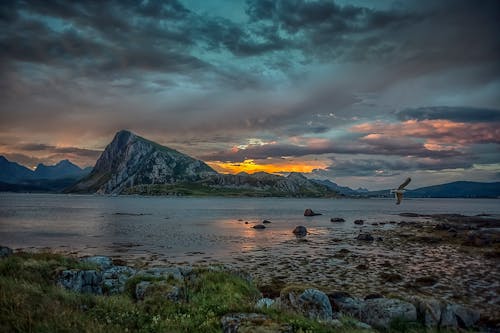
[397, 177, 411, 190]
[396, 192, 403, 205]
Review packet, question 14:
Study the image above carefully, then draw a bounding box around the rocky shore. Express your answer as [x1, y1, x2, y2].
[1, 240, 497, 332]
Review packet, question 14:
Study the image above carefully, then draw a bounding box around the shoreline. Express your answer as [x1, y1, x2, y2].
[6, 212, 500, 325]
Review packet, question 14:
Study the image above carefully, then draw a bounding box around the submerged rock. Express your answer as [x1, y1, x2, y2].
[330, 217, 345, 222]
[292, 226, 308, 236]
[253, 224, 266, 229]
[304, 209, 321, 216]
[354, 219, 364, 225]
[262, 220, 272, 224]
[356, 233, 374, 241]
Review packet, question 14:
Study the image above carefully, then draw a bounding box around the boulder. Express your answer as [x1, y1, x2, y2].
[280, 288, 333, 321]
[134, 280, 181, 302]
[304, 209, 321, 216]
[356, 233, 374, 241]
[135, 281, 151, 300]
[58, 269, 103, 294]
[256, 298, 275, 309]
[102, 265, 136, 294]
[137, 267, 183, 281]
[440, 303, 480, 329]
[329, 295, 364, 317]
[330, 218, 345, 223]
[360, 298, 417, 329]
[408, 296, 441, 328]
[354, 219, 364, 225]
[253, 224, 266, 229]
[81, 256, 113, 270]
[292, 226, 307, 237]
[0, 246, 13, 257]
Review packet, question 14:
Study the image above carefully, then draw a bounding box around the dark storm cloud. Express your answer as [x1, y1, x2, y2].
[397, 107, 500, 123]
[314, 155, 474, 177]
[203, 136, 462, 162]
[15, 143, 101, 159]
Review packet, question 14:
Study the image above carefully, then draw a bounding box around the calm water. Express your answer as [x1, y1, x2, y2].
[0, 193, 499, 261]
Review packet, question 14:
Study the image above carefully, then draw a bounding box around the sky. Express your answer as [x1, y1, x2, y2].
[0, 0, 499, 190]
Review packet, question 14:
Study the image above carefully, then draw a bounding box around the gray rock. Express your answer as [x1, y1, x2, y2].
[256, 298, 275, 309]
[299, 289, 333, 321]
[0, 246, 13, 257]
[134, 280, 180, 302]
[441, 303, 480, 329]
[440, 304, 458, 328]
[293, 226, 308, 236]
[102, 265, 136, 294]
[58, 269, 103, 294]
[280, 288, 333, 321]
[330, 296, 364, 318]
[81, 256, 113, 270]
[137, 267, 183, 281]
[360, 298, 417, 329]
[408, 296, 441, 328]
[135, 281, 151, 300]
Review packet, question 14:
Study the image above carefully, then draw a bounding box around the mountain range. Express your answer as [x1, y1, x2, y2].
[67, 130, 335, 197]
[0, 156, 91, 192]
[1, 130, 499, 197]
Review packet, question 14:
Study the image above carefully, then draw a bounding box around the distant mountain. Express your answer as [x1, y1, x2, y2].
[68, 130, 217, 194]
[363, 181, 500, 198]
[0, 156, 91, 192]
[311, 179, 363, 196]
[33, 160, 89, 179]
[68, 130, 337, 197]
[405, 181, 500, 198]
[0, 156, 33, 182]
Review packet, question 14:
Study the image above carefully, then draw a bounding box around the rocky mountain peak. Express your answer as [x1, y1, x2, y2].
[68, 130, 217, 194]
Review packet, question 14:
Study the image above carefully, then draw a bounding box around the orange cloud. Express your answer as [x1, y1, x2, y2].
[207, 159, 329, 175]
[352, 119, 500, 147]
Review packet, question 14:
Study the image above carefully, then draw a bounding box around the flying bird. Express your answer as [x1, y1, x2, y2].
[391, 177, 411, 205]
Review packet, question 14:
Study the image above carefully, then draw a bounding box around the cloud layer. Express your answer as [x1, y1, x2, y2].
[1, 0, 499, 189]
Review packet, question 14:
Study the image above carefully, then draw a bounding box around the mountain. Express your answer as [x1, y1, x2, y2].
[311, 179, 363, 196]
[68, 130, 217, 194]
[68, 130, 337, 197]
[33, 160, 89, 179]
[363, 181, 500, 198]
[0, 156, 91, 192]
[0, 156, 33, 182]
[405, 181, 500, 198]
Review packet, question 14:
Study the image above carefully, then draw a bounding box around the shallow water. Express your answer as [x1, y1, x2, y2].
[0, 193, 498, 261]
[2, 193, 499, 317]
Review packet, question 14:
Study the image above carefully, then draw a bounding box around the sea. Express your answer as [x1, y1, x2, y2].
[1, 192, 499, 262]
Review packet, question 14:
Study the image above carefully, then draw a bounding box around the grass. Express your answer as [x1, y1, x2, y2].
[0, 252, 465, 332]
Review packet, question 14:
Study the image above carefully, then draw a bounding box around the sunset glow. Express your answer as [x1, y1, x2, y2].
[207, 159, 329, 175]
